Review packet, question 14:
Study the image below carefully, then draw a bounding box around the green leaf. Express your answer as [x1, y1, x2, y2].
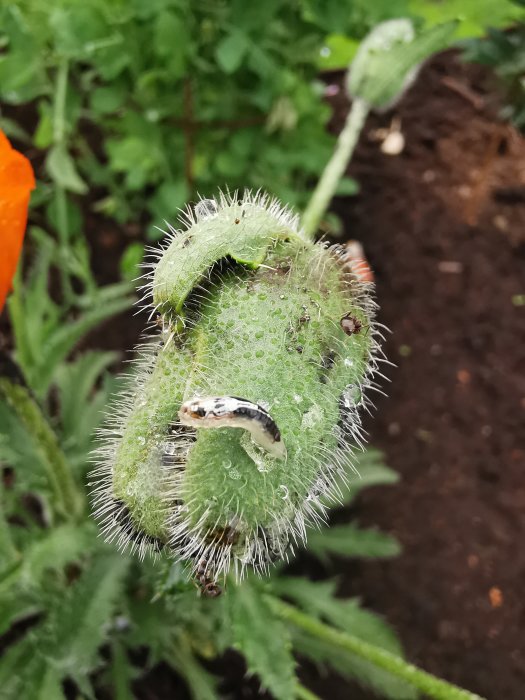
[307, 523, 401, 561]
[318, 34, 360, 70]
[335, 176, 359, 196]
[120, 243, 144, 281]
[90, 85, 126, 115]
[169, 639, 220, 700]
[54, 351, 118, 445]
[28, 295, 133, 396]
[348, 19, 458, 108]
[46, 144, 88, 194]
[111, 641, 136, 700]
[343, 449, 400, 502]
[34, 101, 54, 149]
[42, 554, 129, 683]
[0, 116, 31, 143]
[154, 11, 187, 77]
[0, 523, 96, 594]
[408, 0, 523, 39]
[228, 581, 296, 700]
[216, 31, 250, 73]
[0, 590, 40, 636]
[292, 625, 416, 699]
[273, 578, 401, 651]
[271, 582, 416, 699]
[0, 378, 84, 520]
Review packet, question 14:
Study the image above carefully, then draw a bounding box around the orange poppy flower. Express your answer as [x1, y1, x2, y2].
[0, 129, 36, 311]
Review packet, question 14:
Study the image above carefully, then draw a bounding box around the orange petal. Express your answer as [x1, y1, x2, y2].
[0, 129, 35, 310]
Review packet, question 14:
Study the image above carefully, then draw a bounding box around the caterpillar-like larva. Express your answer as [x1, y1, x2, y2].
[90, 191, 382, 594]
[179, 396, 286, 460]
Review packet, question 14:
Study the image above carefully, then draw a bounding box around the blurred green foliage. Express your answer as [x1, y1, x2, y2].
[0, 0, 517, 253]
[462, 1, 525, 128]
[0, 0, 350, 242]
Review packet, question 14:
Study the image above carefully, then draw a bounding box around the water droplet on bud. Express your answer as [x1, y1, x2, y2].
[195, 199, 218, 221]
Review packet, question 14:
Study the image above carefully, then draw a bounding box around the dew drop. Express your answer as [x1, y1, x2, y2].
[277, 484, 289, 500]
[195, 199, 218, 221]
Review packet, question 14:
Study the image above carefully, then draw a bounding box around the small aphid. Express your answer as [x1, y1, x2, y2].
[178, 396, 286, 459]
[340, 313, 362, 335]
[234, 218, 240, 224]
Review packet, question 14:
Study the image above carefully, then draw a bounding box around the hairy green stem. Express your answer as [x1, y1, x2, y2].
[269, 597, 486, 700]
[302, 97, 369, 238]
[0, 378, 84, 521]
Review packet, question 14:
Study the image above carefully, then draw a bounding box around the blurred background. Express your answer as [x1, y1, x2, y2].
[0, 1, 524, 699]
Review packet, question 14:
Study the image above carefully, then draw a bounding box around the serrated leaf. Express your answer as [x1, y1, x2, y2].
[228, 582, 296, 700]
[41, 554, 129, 683]
[307, 523, 401, 562]
[273, 578, 401, 651]
[344, 449, 400, 502]
[0, 590, 40, 635]
[272, 580, 416, 699]
[0, 633, 66, 699]
[35, 666, 67, 700]
[0, 522, 96, 594]
[0, 637, 39, 698]
[46, 144, 88, 194]
[28, 295, 133, 396]
[293, 626, 416, 699]
[54, 351, 118, 445]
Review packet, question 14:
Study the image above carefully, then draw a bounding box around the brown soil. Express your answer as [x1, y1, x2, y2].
[314, 50, 525, 700]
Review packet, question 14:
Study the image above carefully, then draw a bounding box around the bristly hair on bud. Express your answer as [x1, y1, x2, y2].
[90, 190, 384, 593]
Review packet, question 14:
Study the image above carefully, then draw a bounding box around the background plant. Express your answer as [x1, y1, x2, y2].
[462, 0, 525, 129]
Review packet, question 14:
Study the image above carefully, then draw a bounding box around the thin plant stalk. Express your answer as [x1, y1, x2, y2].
[52, 58, 73, 303]
[302, 97, 369, 238]
[269, 597, 486, 700]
